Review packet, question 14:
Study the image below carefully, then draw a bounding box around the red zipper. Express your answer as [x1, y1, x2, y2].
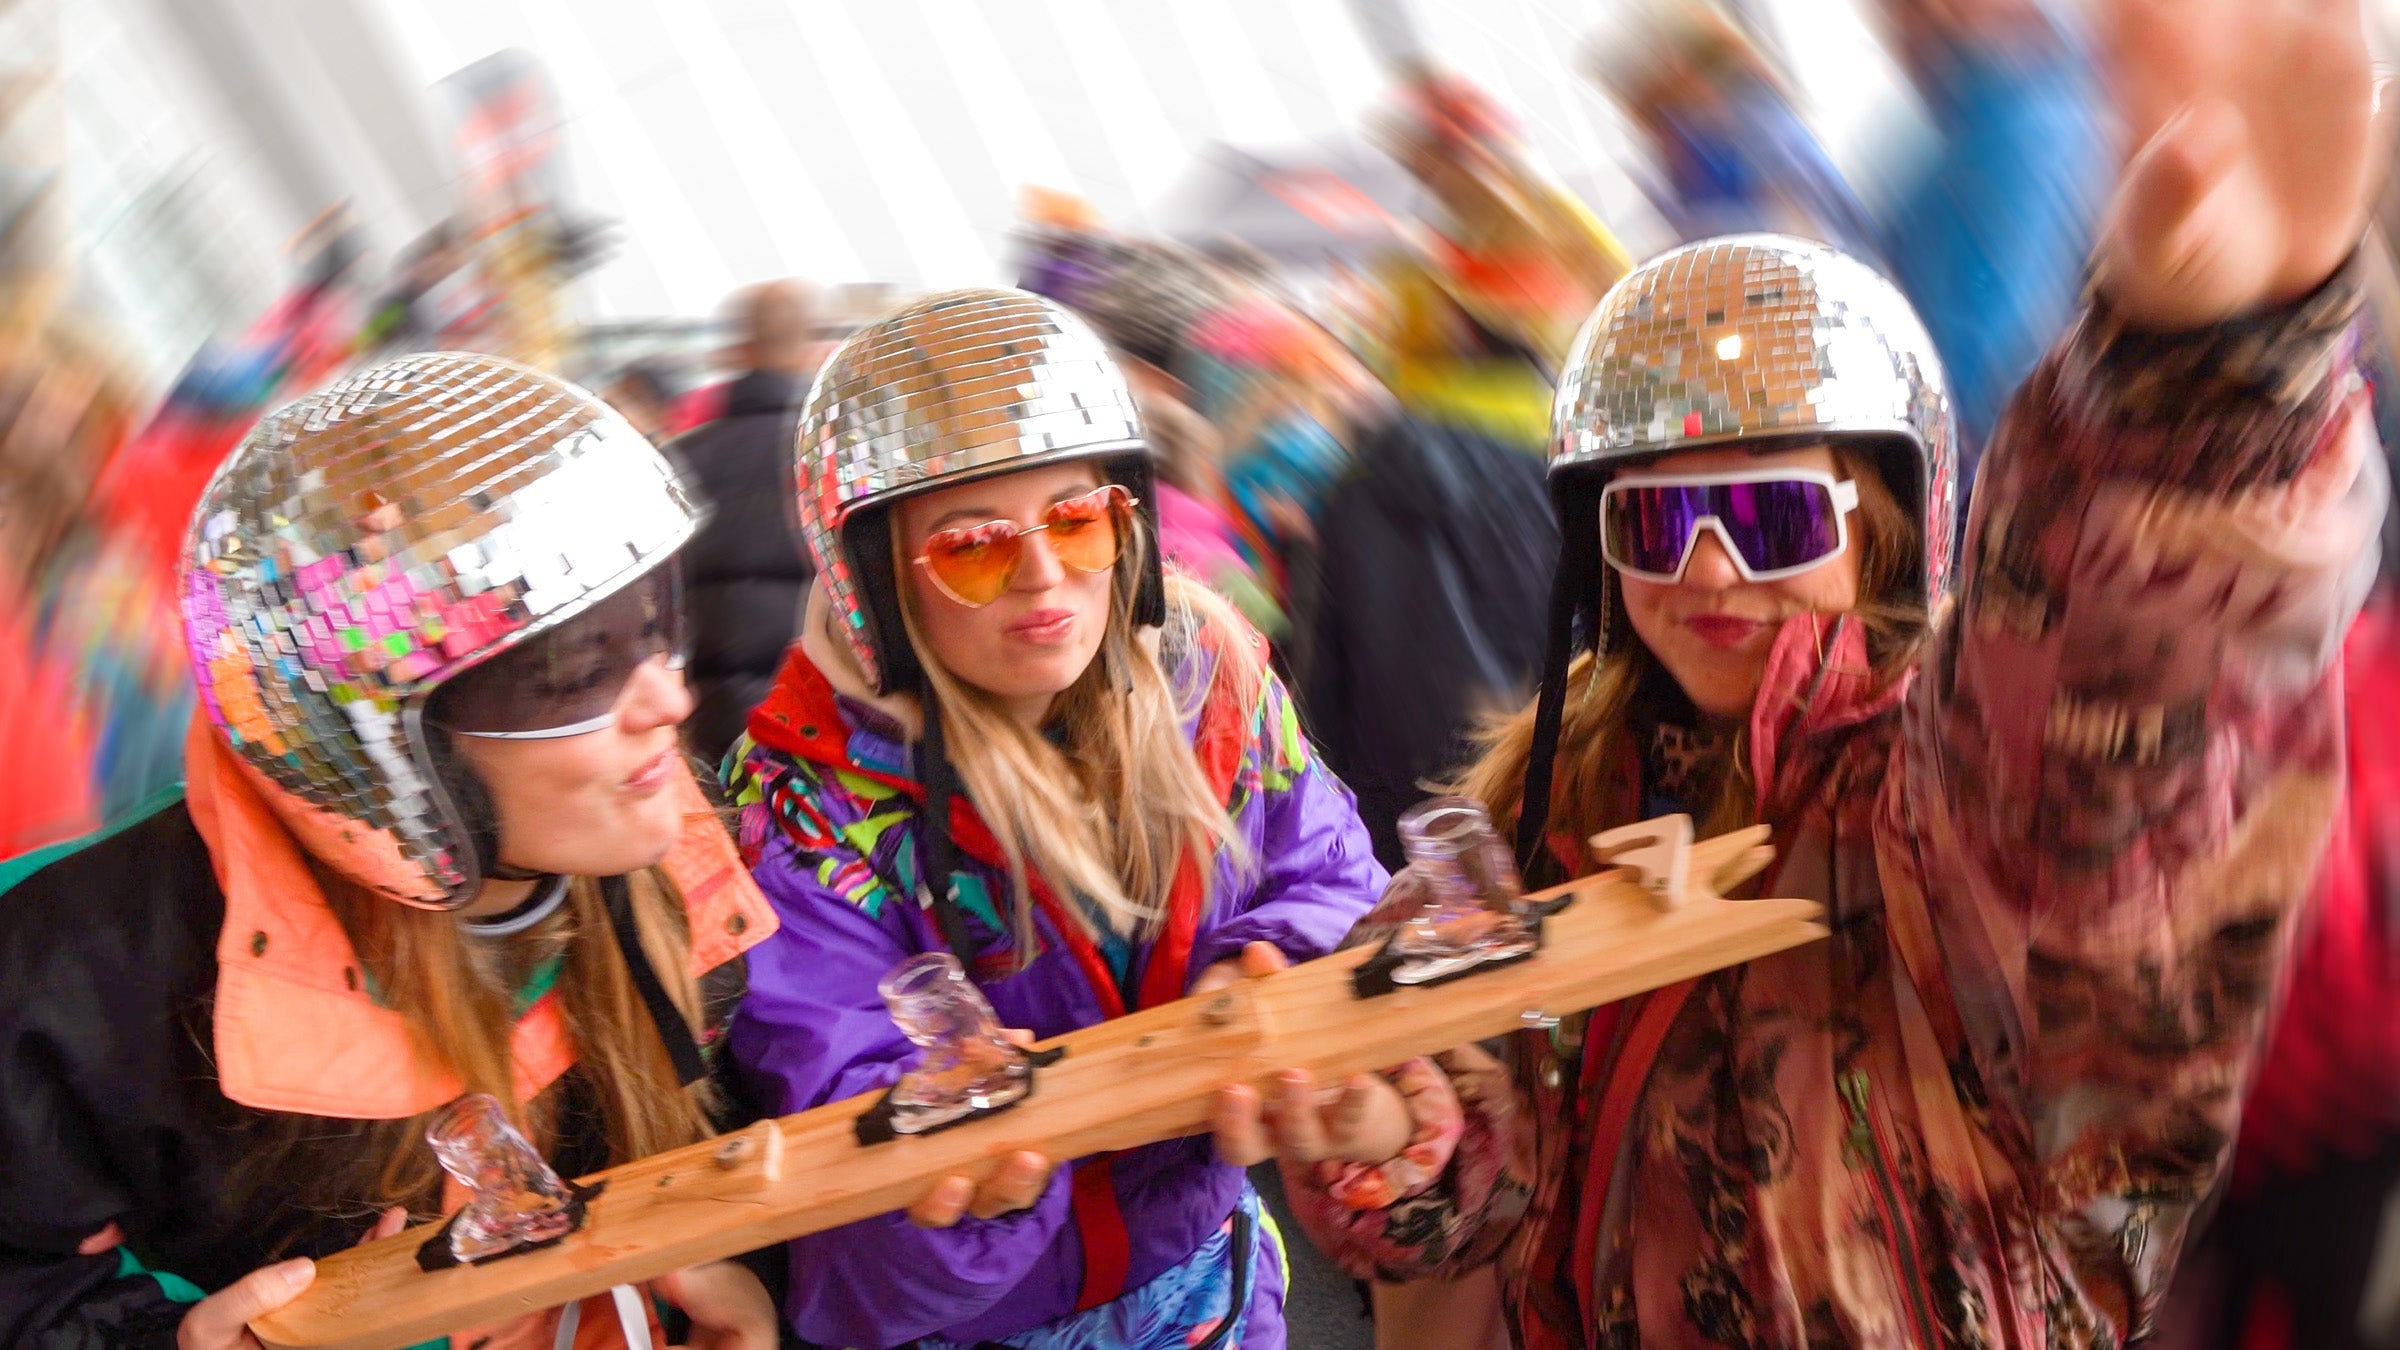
[1839, 1069, 1942, 1346]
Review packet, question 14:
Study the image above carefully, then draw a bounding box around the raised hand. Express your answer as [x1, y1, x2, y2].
[2095, 0, 2384, 327]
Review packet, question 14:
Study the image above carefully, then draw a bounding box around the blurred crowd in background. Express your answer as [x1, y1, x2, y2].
[6, 0, 2400, 1344]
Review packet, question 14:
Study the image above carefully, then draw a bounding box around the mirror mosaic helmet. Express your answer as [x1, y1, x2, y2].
[791, 287, 1163, 695]
[1549, 232, 1957, 651]
[181, 352, 701, 909]
[1514, 234, 1958, 868]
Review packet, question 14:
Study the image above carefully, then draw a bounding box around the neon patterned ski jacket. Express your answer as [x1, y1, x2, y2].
[724, 591, 1383, 1349]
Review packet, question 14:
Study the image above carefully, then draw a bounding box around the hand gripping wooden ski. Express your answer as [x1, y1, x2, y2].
[252, 815, 1820, 1350]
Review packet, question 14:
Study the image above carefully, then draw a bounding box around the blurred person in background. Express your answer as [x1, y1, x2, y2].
[1864, 0, 2104, 492]
[1372, 67, 1633, 376]
[1131, 364, 1285, 642]
[1364, 259, 1554, 456]
[1344, 67, 1633, 479]
[0, 354, 780, 1348]
[1589, 2, 1883, 258]
[0, 303, 131, 857]
[1304, 375, 1557, 874]
[673, 278, 818, 770]
[50, 217, 371, 832]
[1222, 0, 2390, 1337]
[1172, 291, 1365, 684]
[601, 357, 682, 445]
[0, 213, 373, 864]
[725, 289, 1383, 1350]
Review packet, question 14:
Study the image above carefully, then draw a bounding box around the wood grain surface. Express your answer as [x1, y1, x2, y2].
[252, 820, 1821, 1350]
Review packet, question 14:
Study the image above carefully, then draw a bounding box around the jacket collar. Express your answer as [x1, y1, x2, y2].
[739, 584, 921, 789]
[183, 717, 777, 1120]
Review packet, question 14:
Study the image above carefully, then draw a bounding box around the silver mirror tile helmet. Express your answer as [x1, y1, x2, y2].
[1514, 234, 1958, 871]
[181, 352, 701, 909]
[793, 287, 1162, 694]
[1552, 232, 1958, 618]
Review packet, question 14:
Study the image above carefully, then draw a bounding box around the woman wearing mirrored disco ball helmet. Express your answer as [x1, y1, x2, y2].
[1218, 0, 2392, 1341]
[721, 288, 1387, 1349]
[0, 353, 783, 1349]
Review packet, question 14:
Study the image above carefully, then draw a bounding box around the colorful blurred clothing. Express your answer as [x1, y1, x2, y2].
[1156, 485, 1282, 640]
[1383, 356, 1552, 456]
[1640, 86, 1881, 260]
[1387, 71, 1634, 369]
[1176, 300, 1357, 604]
[1875, 35, 2103, 480]
[1373, 258, 1554, 454]
[0, 585, 97, 858]
[0, 275, 364, 851]
[27, 536, 190, 823]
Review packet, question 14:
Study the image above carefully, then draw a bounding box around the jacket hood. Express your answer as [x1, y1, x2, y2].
[183, 715, 777, 1120]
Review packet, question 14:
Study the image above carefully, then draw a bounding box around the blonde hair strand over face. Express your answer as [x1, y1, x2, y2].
[898, 507, 1258, 956]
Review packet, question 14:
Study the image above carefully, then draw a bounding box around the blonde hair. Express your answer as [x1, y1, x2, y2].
[900, 510, 1259, 954]
[1456, 445, 1930, 850]
[240, 860, 718, 1225]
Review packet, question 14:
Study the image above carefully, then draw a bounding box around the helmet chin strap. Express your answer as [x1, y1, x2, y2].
[1515, 562, 1582, 887]
[1515, 496, 1603, 887]
[487, 860, 548, 882]
[915, 688, 993, 968]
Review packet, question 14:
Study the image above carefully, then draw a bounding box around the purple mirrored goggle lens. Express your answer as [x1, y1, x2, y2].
[1600, 476, 1853, 582]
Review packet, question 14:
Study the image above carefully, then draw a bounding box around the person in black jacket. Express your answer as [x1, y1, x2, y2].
[0, 354, 781, 1349]
[1306, 414, 1558, 870]
[674, 279, 819, 768]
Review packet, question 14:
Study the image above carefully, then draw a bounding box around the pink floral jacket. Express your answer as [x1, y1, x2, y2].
[1287, 267, 2388, 1347]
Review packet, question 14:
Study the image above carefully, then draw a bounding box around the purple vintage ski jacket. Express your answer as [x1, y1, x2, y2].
[725, 590, 1383, 1348]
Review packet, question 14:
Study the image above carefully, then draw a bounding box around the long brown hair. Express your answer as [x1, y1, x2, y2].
[899, 504, 1259, 954]
[238, 859, 718, 1220]
[1455, 445, 1930, 847]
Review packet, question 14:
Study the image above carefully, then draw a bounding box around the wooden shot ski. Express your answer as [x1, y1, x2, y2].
[251, 816, 1821, 1350]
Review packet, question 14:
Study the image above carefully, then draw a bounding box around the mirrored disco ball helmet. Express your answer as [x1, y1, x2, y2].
[181, 352, 702, 909]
